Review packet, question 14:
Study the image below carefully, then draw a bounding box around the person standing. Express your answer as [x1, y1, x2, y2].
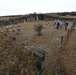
[65, 21, 68, 30]
[56, 20, 60, 29]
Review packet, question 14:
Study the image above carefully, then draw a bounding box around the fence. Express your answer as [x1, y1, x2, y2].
[60, 24, 75, 48]
[55, 23, 76, 75]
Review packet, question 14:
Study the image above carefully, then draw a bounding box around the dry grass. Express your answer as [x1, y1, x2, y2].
[0, 33, 38, 75]
[59, 30, 76, 75]
[0, 20, 74, 75]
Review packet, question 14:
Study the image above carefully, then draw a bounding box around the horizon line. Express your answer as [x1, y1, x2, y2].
[0, 11, 76, 17]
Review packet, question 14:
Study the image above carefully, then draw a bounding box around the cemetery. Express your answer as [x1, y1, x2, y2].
[0, 13, 76, 75]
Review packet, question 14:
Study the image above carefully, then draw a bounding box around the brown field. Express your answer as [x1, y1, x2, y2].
[0, 20, 73, 74]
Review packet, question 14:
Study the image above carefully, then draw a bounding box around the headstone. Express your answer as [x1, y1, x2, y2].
[36, 15, 39, 21]
[33, 50, 45, 71]
[16, 29, 20, 35]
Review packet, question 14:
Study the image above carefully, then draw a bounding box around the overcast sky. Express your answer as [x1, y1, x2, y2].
[0, 0, 76, 16]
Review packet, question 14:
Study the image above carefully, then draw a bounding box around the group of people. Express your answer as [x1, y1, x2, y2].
[54, 20, 68, 30]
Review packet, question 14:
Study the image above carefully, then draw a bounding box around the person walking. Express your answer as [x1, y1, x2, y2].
[56, 20, 60, 29]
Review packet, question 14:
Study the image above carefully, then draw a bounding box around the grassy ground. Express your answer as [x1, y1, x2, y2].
[0, 33, 38, 75]
[58, 30, 76, 75]
[0, 20, 73, 74]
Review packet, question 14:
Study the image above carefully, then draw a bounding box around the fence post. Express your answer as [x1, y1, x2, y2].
[61, 36, 63, 46]
[71, 26, 73, 31]
[67, 29, 70, 38]
[55, 67, 61, 75]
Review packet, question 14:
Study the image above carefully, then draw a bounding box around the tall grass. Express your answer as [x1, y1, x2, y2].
[0, 33, 39, 75]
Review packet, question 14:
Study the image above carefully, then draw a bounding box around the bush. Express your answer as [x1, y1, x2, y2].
[34, 24, 43, 35]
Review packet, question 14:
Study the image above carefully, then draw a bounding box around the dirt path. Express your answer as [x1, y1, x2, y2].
[59, 29, 76, 75]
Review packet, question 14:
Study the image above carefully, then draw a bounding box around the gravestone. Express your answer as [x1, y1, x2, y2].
[32, 50, 45, 71]
[16, 25, 21, 35]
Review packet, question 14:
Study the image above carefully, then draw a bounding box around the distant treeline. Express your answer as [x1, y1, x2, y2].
[56, 12, 76, 16]
[0, 15, 21, 18]
[0, 12, 76, 26]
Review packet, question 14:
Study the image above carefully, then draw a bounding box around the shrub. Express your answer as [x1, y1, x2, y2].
[34, 24, 43, 35]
